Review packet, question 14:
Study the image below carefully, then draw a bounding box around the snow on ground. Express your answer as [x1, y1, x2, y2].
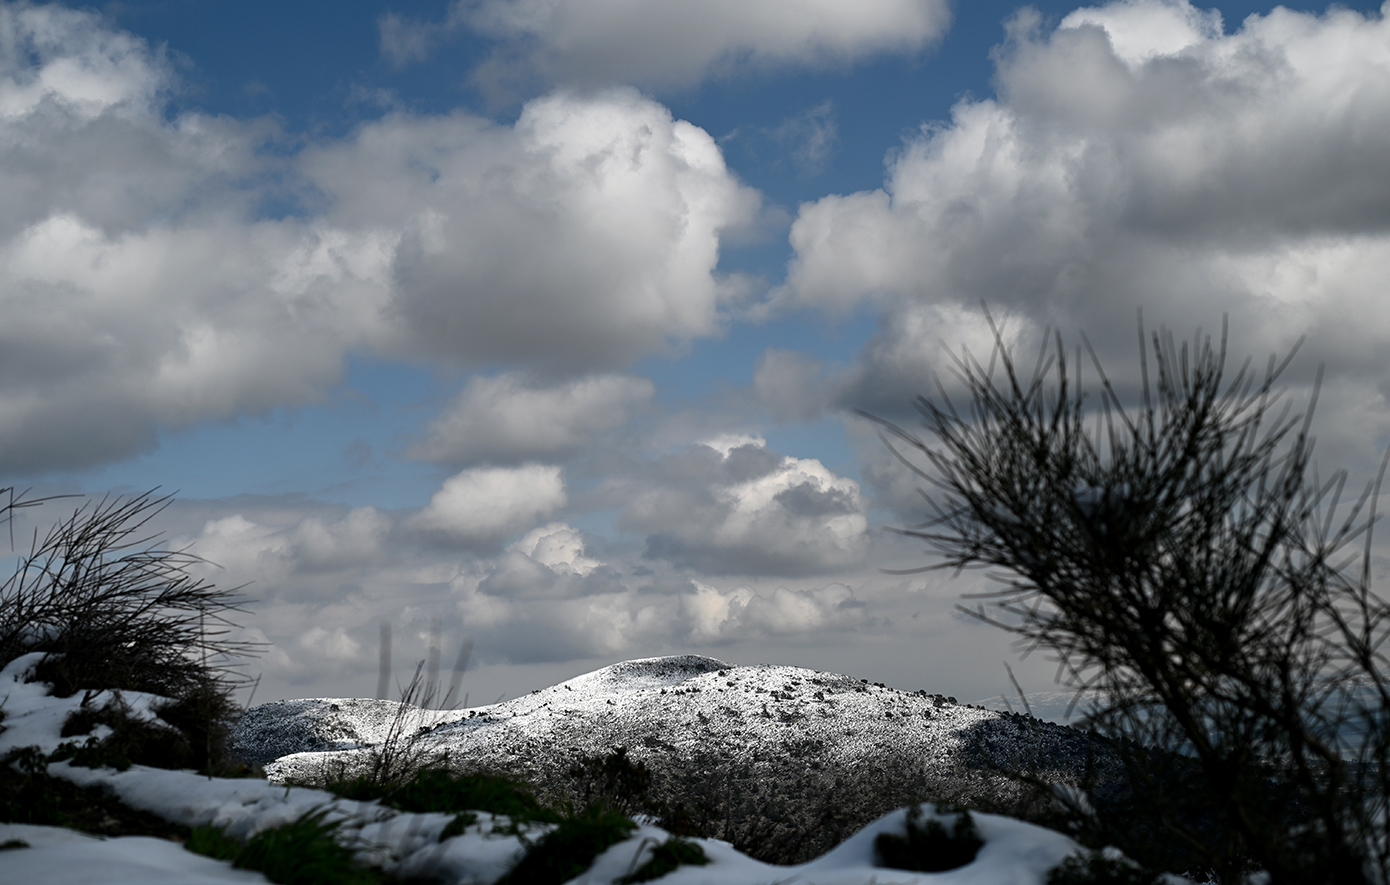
[2, 652, 1104, 885]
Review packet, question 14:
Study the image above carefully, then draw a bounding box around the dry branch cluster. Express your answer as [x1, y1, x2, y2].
[874, 317, 1390, 884]
[0, 489, 256, 769]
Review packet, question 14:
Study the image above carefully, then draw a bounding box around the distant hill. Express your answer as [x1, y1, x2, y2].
[234, 655, 1115, 863]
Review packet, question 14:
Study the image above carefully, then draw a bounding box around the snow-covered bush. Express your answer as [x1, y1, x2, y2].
[872, 315, 1390, 883]
[873, 803, 983, 872]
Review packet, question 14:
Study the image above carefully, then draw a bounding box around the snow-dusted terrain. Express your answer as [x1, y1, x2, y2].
[242, 654, 1007, 779]
[237, 655, 1110, 864]
[2, 652, 1125, 884]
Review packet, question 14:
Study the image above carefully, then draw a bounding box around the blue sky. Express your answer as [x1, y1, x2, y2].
[4, 0, 1390, 711]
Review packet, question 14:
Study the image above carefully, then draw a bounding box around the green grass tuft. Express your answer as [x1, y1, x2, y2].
[186, 808, 387, 885]
[498, 803, 638, 885]
[617, 837, 710, 884]
[325, 767, 559, 823]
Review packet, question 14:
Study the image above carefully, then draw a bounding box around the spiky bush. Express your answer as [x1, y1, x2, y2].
[0, 489, 256, 771]
[498, 803, 637, 885]
[872, 315, 1390, 883]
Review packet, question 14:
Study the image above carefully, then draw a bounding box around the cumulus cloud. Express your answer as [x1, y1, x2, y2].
[173, 497, 876, 690]
[512, 522, 601, 575]
[780, 0, 1390, 402]
[408, 372, 654, 465]
[303, 88, 762, 369]
[683, 581, 866, 643]
[839, 302, 1041, 417]
[0, 2, 170, 120]
[463, 537, 871, 661]
[412, 464, 567, 545]
[613, 437, 869, 576]
[405, 0, 950, 94]
[0, 4, 759, 474]
[191, 505, 395, 587]
[476, 522, 612, 600]
[0, 5, 387, 472]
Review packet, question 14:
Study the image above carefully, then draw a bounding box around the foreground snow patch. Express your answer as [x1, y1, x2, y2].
[5, 758, 1087, 884]
[0, 825, 269, 885]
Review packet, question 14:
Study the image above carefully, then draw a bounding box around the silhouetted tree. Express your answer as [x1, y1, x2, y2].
[870, 314, 1390, 883]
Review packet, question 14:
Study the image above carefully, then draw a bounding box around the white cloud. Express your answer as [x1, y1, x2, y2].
[0, 2, 169, 120]
[0, 214, 395, 470]
[1059, 0, 1223, 67]
[616, 438, 869, 575]
[159, 495, 885, 695]
[377, 11, 439, 67]
[683, 581, 865, 643]
[512, 522, 600, 576]
[298, 625, 362, 663]
[836, 302, 1040, 417]
[780, 0, 1390, 401]
[0, 3, 759, 474]
[408, 372, 654, 465]
[303, 88, 762, 369]
[474, 522, 618, 602]
[413, 464, 567, 544]
[190, 506, 394, 585]
[447, 0, 950, 93]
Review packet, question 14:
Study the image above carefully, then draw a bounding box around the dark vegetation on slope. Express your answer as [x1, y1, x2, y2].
[538, 723, 1098, 864]
[0, 744, 191, 841]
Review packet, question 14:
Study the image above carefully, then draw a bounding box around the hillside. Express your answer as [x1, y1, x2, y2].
[0, 649, 1112, 884]
[236, 655, 1113, 862]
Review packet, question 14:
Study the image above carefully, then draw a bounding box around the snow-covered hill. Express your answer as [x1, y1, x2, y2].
[0, 649, 1157, 884]
[235, 655, 1110, 863]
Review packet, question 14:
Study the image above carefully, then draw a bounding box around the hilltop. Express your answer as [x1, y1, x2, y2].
[236, 655, 1112, 863]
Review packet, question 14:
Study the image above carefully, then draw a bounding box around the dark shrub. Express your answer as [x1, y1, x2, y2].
[567, 746, 654, 816]
[498, 803, 637, 885]
[187, 808, 386, 885]
[1047, 850, 1157, 885]
[871, 314, 1390, 883]
[326, 767, 558, 823]
[617, 837, 710, 884]
[0, 491, 256, 774]
[874, 804, 984, 873]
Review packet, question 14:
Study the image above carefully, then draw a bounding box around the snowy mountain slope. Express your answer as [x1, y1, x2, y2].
[236, 655, 1112, 863]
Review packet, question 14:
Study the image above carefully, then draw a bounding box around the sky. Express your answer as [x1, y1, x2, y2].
[4, 0, 1390, 713]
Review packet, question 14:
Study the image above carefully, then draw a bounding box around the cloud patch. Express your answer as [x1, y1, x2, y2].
[412, 464, 567, 546]
[780, 0, 1390, 394]
[396, 0, 950, 94]
[683, 581, 865, 643]
[409, 373, 654, 466]
[305, 88, 762, 370]
[0, 3, 759, 474]
[615, 437, 869, 576]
